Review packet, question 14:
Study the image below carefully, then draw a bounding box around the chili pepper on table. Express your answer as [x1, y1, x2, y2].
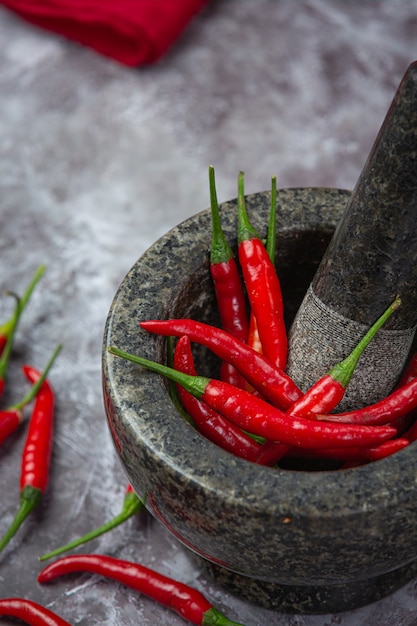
[246, 175, 277, 356]
[139, 318, 302, 410]
[38, 554, 245, 626]
[237, 171, 287, 370]
[0, 349, 61, 447]
[39, 484, 144, 562]
[255, 297, 401, 465]
[0, 598, 72, 626]
[173, 335, 262, 462]
[108, 346, 396, 449]
[0, 344, 62, 554]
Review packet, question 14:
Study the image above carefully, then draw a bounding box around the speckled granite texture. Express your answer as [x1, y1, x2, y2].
[103, 190, 417, 614]
[2, 2, 417, 625]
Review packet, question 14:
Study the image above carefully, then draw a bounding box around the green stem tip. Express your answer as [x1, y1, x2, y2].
[237, 171, 260, 243]
[209, 165, 234, 265]
[329, 296, 401, 387]
[108, 346, 209, 401]
[0, 485, 42, 553]
[12, 343, 62, 412]
[203, 606, 246, 626]
[39, 489, 144, 561]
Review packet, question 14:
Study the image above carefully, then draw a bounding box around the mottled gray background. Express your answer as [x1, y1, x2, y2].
[1, 2, 417, 625]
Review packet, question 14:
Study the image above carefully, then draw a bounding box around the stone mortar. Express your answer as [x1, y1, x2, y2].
[102, 188, 417, 614]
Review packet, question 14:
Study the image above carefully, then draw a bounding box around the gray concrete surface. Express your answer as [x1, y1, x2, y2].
[1, 2, 417, 624]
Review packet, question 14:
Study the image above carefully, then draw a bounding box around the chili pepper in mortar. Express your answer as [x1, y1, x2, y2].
[286, 438, 409, 464]
[0, 344, 62, 553]
[255, 297, 401, 465]
[108, 346, 396, 449]
[38, 554, 245, 626]
[173, 335, 262, 462]
[397, 352, 417, 386]
[139, 318, 302, 410]
[39, 484, 144, 561]
[237, 171, 287, 370]
[315, 377, 417, 426]
[247, 175, 277, 356]
[0, 598, 72, 626]
[0, 265, 45, 354]
[208, 165, 248, 388]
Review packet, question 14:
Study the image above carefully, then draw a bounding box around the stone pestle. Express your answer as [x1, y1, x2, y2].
[286, 60, 417, 411]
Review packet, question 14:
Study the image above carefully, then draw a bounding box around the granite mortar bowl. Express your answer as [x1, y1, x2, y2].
[102, 188, 417, 614]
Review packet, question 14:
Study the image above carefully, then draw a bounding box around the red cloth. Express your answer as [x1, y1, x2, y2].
[0, 0, 209, 66]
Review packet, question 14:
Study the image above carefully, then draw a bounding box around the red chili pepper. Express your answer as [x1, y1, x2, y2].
[287, 438, 409, 463]
[109, 346, 396, 449]
[0, 409, 24, 446]
[0, 346, 61, 448]
[315, 377, 417, 426]
[0, 344, 62, 553]
[208, 166, 248, 388]
[208, 165, 249, 344]
[0, 265, 45, 394]
[139, 318, 302, 410]
[237, 171, 287, 370]
[173, 335, 262, 462]
[0, 597, 72, 626]
[255, 297, 401, 465]
[39, 484, 143, 562]
[246, 175, 277, 356]
[38, 554, 245, 626]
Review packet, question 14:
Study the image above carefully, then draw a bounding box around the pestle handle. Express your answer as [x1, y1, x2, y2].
[287, 61, 417, 411]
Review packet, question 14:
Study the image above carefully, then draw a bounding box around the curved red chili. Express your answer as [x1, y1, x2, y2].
[237, 171, 287, 370]
[109, 346, 396, 449]
[315, 377, 417, 426]
[38, 554, 245, 626]
[139, 318, 302, 410]
[174, 335, 261, 462]
[39, 484, 143, 562]
[0, 344, 61, 553]
[0, 598, 72, 626]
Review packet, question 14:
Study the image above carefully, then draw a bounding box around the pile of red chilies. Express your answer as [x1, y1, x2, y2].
[110, 167, 417, 469]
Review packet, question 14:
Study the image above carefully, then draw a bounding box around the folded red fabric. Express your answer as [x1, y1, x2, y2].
[0, 0, 209, 66]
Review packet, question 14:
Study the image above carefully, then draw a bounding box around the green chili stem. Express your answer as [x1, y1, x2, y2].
[209, 165, 234, 265]
[0, 485, 42, 553]
[237, 171, 260, 243]
[11, 344, 62, 411]
[0, 265, 46, 378]
[329, 296, 401, 387]
[39, 490, 144, 562]
[203, 606, 246, 626]
[108, 346, 209, 400]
